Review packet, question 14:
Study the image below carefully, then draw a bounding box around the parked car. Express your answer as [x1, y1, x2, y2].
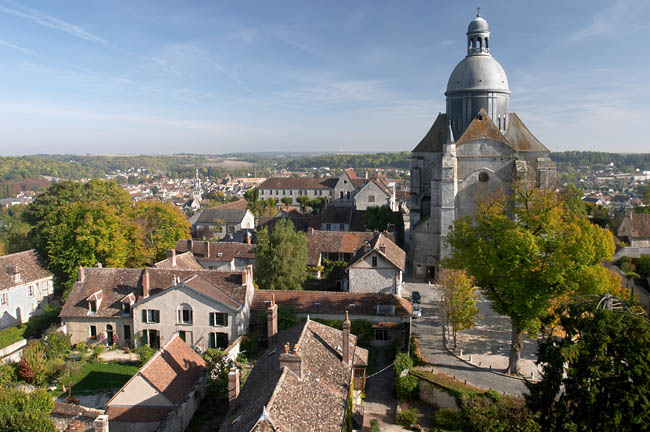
[411, 291, 421, 304]
[412, 303, 422, 319]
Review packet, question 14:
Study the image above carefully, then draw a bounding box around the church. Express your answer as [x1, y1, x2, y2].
[408, 11, 556, 280]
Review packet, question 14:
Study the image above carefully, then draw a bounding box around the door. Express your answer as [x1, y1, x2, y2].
[106, 325, 114, 345]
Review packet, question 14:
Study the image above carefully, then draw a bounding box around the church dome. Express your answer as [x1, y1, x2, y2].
[467, 16, 489, 34]
[446, 55, 510, 94]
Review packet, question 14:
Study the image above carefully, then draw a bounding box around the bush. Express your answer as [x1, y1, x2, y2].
[460, 393, 539, 432]
[369, 419, 381, 432]
[409, 336, 426, 366]
[433, 408, 464, 430]
[240, 333, 261, 360]
[396, 408, 418, 428]
[90, 344, 106, 361]
[0, 387, 56, 432]
[134, 345, 157, 365]
[0, 362, 16, 386]
[394, 352, 413, 378]
[76, 341, 88, 353]
[43, 330, 71, 360]
[396, 375, 419, 402]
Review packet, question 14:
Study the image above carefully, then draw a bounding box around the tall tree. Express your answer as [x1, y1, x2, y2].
[526, 298, 650, 432]
[446, 184, 620, 374]
[363, 205, 396, 231]
[255, 218, 307, 290]
[439, 268, 480, 349]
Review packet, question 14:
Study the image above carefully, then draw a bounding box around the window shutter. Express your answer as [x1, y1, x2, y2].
[225, 314, 229, 327]
[209, 312, 215, 326]
[142, 330, 148, 345]
[142, 309, 147, 323]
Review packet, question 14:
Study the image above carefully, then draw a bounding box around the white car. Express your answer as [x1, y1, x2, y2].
[412, 303, 422, 319]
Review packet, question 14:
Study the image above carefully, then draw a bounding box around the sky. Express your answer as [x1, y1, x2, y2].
[0, 0, 648, 155]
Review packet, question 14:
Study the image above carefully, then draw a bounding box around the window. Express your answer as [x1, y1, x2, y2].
[368, 195, 375, 203]
[372, 256, 378, 267]
[123, 324, 131, 341]
[122, 303, 131, 315]
[27, 285, 33, 297]
[89, 325, 97, 339]
[88, 300, 97, 313]
[376, 305, 396, 316]
[209, 332, 229, 349]
[340, 224, 345, 231]
[282, 190, 286, 195]
[142, 309, 160, 323]
[478, 172, 489, 183]
[106, 325, 114, 343]
[326, 223, 331, 231]
[340, 191, 344, 199]
[375, 329, 390, 341]
[178, 304, 193, 324]
[142, 329, 160, 348]
[210, 312, 228, 326]
[346, 191, 350, 200]
[0, 293, 7, 306]
[275, 190, 278, 195]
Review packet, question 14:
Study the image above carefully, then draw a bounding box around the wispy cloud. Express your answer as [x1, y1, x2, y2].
[0, 39, 35, 56]
[568, 0, 650, 42]
[0, 2, 108, 45]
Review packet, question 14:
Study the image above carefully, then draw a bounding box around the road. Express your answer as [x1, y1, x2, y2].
[403, 279, 529, 396]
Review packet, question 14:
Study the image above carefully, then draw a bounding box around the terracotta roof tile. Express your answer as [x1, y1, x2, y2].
[153, 251, 203, 270]
[306, 230, 377, 266]
[628, 213, 650, 238]
[176, 240, 256, 262]
[258, 177, 337, 190]
[0, 250, 51, 290]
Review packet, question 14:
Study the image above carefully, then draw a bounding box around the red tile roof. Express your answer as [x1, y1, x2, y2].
[306, 230, 377, 266]
[176, 240, 255, 262]
[258, 177, 337, 190]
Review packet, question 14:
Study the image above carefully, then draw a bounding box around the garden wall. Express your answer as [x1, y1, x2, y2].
[0, 338, 26, 363]
[413, 373, 459, 411]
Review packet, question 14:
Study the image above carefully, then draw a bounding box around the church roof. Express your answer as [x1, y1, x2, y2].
[412, 109, 549, 154]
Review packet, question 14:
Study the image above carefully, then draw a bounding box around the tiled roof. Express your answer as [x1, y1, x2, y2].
[412, 113, 448, 153]
[627, 214, 650, 238]
[343, 168, 359, 180]
[319, 206, 353, 225]
[153, 251, 203, 270]
[455, 108, 509, 148]
[0, 250, 51, 290]
[252, 290, 412, 317]
[348, 232, 406, 271]
[220, 319, 368, 432]
[176, 240, 256, 262]
[60, 267, 248, 318]
[181, 274, 241, 309]
[106, 406, 172, 423]
[306, 230, 377, 266]
[503, 113, 550, 152]
[258, 177, 337, 190]
[196, 207, 249, 225]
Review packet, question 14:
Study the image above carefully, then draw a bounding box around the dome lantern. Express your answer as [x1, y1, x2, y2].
[467, 7, 490, 56]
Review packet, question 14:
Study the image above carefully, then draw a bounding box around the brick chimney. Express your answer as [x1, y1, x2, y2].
[267, 294, 278, 340]
[142, 270, 150, 298]
[227, 367, 240, 404]
[342, 310, 351, 365]
[78, 266, 85, 283]
[167, 249, 176, 266]
[246, 231, 252, 245]
[279, 343, 303, 379]
[93, 414, 109, 432]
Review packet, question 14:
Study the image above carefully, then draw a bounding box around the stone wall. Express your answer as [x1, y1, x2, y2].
[0, 338, 27, 363]
[348, 253, 398, 294]
[413, 374, 459, 411]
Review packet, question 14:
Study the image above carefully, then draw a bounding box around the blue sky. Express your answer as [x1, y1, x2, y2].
[0, 0, 648, 155]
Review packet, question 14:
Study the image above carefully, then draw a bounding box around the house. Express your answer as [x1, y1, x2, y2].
[252, 290, 412, 346]
[333, 168, 365, 205]
[0, 250, 54, 330]
[347, 232, 406, 295]
[306, 229, 378, 282]
[59, 266, 254, 351]
[106, 335, 206, 432]
[257, 177, 337, 205]
[220, 306, 368, 432]
[192, 199, 255, 240]
[353, 177, 397, 211]
[154, 250, 203, 270]
[175, 239, 256, 271]
[618, 214, 650, 247]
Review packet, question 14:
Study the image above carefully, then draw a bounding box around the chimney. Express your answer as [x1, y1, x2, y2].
[227, 367, 240, 404]
[308, 227, 314, 235]
[279, 343, 303, 379]
[142, 270, 150, 298]
[241, 267, 248, 286]
[187, 239, 193, 252]
[342, 310, 351, 365]
[93, 414, 109, 432]
[78, 266, 85, 283]
[246, 231, 252, 245]
[167, 249, 176, 266]
[379, 244, 386, 254]
[267, 294, 278, 340]
[94, 262, 102, 268]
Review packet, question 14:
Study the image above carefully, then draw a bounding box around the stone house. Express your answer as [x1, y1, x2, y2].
[220, 308, 368, 432]
[257, 177, 337, 205]
[106, 335, 206, 432]
[347, 233, 406, 295]
[617, 214, 650, 247]
[353, 177, 397, 211]
[306, 229, 378, 282]
[333, 168, 364, 205]
[0, 250, 54, 330]
[175, 239, 256, 271]
[252, 290, 412, 346]
[192, 199, 255, 240]
[59, 266, 254, 352]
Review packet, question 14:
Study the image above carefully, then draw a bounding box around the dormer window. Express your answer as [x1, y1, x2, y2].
[88, 300, 97, 313]
[122, 303, 131, 314]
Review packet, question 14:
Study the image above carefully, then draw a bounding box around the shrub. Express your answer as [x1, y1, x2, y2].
[409, 336, 427, 366]
[394, 352, 413, 378]
[0, 362, 16, 386]
[396, 408, 418, 428]
[76, 341, 88, 353]
[90, 344, 106, 361]
[44, 330, 71, 360]
[369, 419, 381, 432]
[396, 375, 419, 402]
[18, 357, 34, 383]
[202, 349, 234, 398]
[134, 345, 157, 365]
[0, 387, 56, 432]
[433, 408, 464, 430]
[240, 333, 261, 359]
[460, 393, 539, 432]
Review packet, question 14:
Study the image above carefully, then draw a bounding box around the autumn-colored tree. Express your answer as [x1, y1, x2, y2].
[439, 268, 480, 349]
[446, 183, 620, 375]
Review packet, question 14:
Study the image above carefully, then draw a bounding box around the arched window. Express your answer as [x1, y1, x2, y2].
[178, 304, 193, 324]
[106, 324, 114, 344]
[485, 38, 489, 49]
[477, 38, 482, 50]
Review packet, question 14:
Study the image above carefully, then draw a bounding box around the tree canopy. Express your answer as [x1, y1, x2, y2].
[526, 298, 650, 432]
[255, 218, 307, 290]
[363, 205, 396, 231]
[446, 184, 621, 374]
[0, 387, 56, 432]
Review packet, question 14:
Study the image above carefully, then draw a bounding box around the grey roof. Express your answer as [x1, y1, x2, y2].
[0, 250, 51, 290]
[468, 16, 489, 34]
[446, 54, 509, 94]
[195, 207, 248, 225]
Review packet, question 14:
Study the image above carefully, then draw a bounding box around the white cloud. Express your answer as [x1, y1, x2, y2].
[0, 39, 35, 56]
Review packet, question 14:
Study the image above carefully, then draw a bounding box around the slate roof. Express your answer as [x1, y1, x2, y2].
[196, 208, 249, 225]
[252, 290, 412, 317]
[0, 250, 51, 290]
[153, 251, 203, 270]
[176, 240, 256, 262]
[220, 319, 368, 432]
[625, 214, 650, 238]
[106, 335, 205, 423]
[348, 232, 406, 271]
[60, 267, 248, 318]
[306, 230, 377, 266]
[412, 110, 550, 154]
[258, 177, 338, 190]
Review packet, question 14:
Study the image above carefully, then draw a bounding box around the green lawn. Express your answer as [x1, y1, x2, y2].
[0, 306, 61, 350]
[0, 326, 26, 350]
[55, 361, 139, 396]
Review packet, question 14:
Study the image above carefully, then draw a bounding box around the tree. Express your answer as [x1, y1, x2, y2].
[526, 298, 650, 431]
[244, 187, 259, 203]
[363, 206, 396, 231]
[255, 219, 307, 290]
[202, 348, 234, 398]
[446, 184, 621, 375]
[296, 196, 310, 212]
[129, 200, 190, 266]
[439, 268, 480, 349]
[0, 387, 56, 432]
[281, 197, 292, 207]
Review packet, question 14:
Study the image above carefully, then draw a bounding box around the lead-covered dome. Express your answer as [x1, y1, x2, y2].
[446, 55, 509, 94]
[467, 16, 489, 34]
